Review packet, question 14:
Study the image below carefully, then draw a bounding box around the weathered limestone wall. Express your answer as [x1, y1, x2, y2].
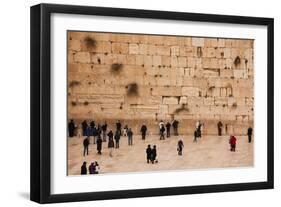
[67, 32, 254, 135]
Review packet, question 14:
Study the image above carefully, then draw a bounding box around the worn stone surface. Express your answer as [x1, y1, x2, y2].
[68, 134, 253, 175]
[68, 32, 254, 135]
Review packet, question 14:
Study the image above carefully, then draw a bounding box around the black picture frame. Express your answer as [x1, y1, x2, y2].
[30, 3, 274, 204]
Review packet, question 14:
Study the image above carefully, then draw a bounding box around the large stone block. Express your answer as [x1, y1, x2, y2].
[156, 45, 171, 56]
[151, 86, 182, 96]
[163, 97, 179, 105]
[182, 87, 200, 96]
[129, 43, 139, 54]
[111, 43, 129, 54]
[74, 52, 91, 63]
[192, 38, 205, 47]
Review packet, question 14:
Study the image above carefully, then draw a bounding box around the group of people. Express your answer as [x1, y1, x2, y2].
[158, 119, 179, 140]
[145, 145, 157, 164]
[70, 118, 254, 175]
[81, 161, 100, 175]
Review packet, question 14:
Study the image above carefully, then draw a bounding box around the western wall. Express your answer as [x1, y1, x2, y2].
[67, 31, 254, 135]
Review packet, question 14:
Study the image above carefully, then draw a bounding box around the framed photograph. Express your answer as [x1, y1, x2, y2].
[30, 3, 274, 203]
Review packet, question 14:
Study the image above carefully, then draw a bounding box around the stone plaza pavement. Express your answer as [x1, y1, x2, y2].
[67, 134, 253, 175]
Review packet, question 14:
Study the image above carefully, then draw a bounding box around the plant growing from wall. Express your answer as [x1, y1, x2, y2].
[69, 80, 80, 88]
[126, 82, 139, 97]
[174, 104, 189, 114]
[110, 63, 123, 74]
[84, 36, 96, 49]
[234, 56, 241, 67]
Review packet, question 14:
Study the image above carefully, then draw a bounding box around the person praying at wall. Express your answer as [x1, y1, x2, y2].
[108, 131, 115, 157]
[229, 135, 237, 152]
[101, 122, 107, 142]
[68, 119, 75, 137]
[160, 124, 165, 140]
[217, 121, 223, 136]
[92, 126, 98, 144]
[151, 145, 157, 164]
[81, 120, 88, 137]
[166, 121, 171, 138]
[90, 120, 95, 134]
[81, 161, 87, 175]
[96, 135, 102, 155]
[196, 121, 203, 138]
[159, 120, 164, 134]
[83, 136, 90, 156]
[127, 128, 133, 146]
[140, 124, 147, 140]
[114, 131, 121, 149]
[146, 145, 152, 163]
[177, 140, 184, 155]
[116, 120, 122, 136]
[247, 127, 253, 143]
[172, 119, 179, 136]
[85, 124, 92, 137]
[193, 128, 198, 143]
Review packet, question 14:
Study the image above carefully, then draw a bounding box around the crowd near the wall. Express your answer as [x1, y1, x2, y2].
[68, 119, 253, 175]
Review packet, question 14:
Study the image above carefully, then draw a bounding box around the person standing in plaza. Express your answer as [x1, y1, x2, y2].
[166, 121, 171, 138]
[68, 119, 75, 137]
[101, 122, 107, 142]
[108, 132, 115, 157]
[92, 126, 98, 144]
[81, 120, 88, 137]
[151, 145, 157, 164]
[114, 131, 121, 149]
[172, 119, 179, 136]
[123, 124, 128, 137]
[96, 135, 102, 155]
[83, 136, 90, 156]
[160, 124, 165, 140]
[247, 127, 253, 143]
[177, 140, 184, 155]
[146, 145, 152, 163]
[127, 128, 133, 146]
[140, 124, 147, 140]
[217, 121, 223, 136]
[159, 120, 164, 134]
[229, 135, 237, 152]
[81, 161, 87, 175]
[193, 128, 198, 143]
[116, 120, 122, 136]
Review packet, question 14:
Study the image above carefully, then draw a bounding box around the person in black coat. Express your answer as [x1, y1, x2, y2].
[177, 140, 184, 155]
[140, 124, 147, 140]
[172, 120, 179, 136]
[81, 161, 87, 175]
[217, 121, 223, 136]
[127, 128, 133, 146]
[166, 122, 171, 138]
[96, 136, 102, 154]
[68, 119, 75, 137]
[151, 145, 157, 164]
[247, 127, 253, 143]
[108, 131, 115, 157]
[116, 120, 122, 136]
[81, 120, 88, 137]
[114, 131, 121, 148]
[83, 137, 89, 156]
[101, 122, 108, 142]
[160, 125, 165, 140]
[146, 145, 152, 163]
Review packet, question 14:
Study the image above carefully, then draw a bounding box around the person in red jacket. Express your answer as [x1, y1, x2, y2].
[229, 135, 237, 152]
